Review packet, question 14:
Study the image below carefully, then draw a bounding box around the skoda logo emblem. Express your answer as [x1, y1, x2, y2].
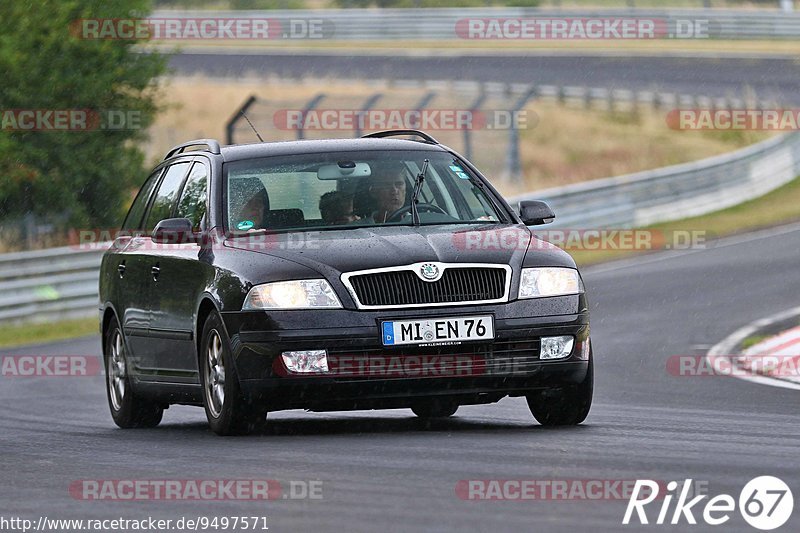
[420, 263, 440, 281]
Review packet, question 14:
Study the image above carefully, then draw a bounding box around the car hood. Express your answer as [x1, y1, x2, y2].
[224, 224, 575, 280]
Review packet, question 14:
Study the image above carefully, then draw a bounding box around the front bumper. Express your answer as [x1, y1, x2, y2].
[221, 295, 589, 411]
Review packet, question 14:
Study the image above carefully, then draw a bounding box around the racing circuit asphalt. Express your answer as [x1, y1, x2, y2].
[1, 223, 799, 532]
[168, 51, 800, 106]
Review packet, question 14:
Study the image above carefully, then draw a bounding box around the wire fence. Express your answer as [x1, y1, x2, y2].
[225, 81, 782, 184]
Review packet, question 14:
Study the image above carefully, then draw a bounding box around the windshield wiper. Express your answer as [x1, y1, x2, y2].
[411, 159, 429, 226]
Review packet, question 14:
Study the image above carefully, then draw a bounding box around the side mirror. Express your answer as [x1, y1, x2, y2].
[152, 218, 196, 244]
[519, 200, 555, 226]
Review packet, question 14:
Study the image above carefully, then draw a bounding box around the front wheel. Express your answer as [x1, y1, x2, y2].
[526, 355, 593, 426]
[104, 318, 163, 428]
[200, 311, 267, 436]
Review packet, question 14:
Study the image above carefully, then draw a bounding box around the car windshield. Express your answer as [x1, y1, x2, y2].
[223, 150, 505, 233]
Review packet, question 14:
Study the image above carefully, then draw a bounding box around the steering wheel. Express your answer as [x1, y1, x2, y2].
[386, 203, 448, 223]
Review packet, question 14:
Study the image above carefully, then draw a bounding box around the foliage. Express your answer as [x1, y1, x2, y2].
[0, 0, 166, 232]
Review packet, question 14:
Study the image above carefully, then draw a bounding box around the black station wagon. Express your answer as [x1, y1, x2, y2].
[99, 130, 593, 435]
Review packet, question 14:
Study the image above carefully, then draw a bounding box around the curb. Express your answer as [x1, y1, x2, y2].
[706, 306, 800, 391]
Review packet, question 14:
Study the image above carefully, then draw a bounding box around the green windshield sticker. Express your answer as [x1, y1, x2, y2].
[449, 165, 464, 172]
[456, 172, 470, 180]
[237, 220, 255, 231]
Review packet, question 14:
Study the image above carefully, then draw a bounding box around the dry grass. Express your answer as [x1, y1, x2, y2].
[511, 103, 768, 192]
[147, 75, 768, 195]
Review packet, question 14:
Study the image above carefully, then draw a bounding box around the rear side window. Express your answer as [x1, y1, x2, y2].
[144, 162, 191, 233]
[122, 169, 162, 232]
[176, 162, 208, 232]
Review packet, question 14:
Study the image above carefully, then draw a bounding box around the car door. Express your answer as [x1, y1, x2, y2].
[115, 168, 163, 373]
[136, 160, 193, 376]
[148, 159, 212, 382]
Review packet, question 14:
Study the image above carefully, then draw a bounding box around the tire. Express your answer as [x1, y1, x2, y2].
[526, 355, 593, 426]
[104, 317, 163, 429]
[411, 399, 459, 419]
[200, 311, 267, 436]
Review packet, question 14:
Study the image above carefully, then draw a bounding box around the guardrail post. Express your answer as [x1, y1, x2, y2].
[558, 86, 567, 106]
[225, 95, 259, 145]
[297, 93, 327, 140]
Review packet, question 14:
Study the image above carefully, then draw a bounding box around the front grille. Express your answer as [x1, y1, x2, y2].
[348, 267, 507, 307]
[324, 340, 541, 378]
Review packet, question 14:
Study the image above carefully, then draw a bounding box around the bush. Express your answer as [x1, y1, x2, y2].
[0, 0, 166, 236]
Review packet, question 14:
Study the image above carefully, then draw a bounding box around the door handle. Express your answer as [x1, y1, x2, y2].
[151, 264, 160, 281]
[117, 262, 126, 278]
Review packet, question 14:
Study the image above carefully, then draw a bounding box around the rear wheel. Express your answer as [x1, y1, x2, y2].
[200, 311, 267, 436]
[411, 399, 459, 419]
[104, 318, 163, 428]
[526, 355, 593, 426]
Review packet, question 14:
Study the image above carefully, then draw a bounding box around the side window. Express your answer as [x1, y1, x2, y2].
[144, 162, 191, 233]
[447, 166, 497, 220]
[122, 169, 163, 232]
[176, 162, 208, 231]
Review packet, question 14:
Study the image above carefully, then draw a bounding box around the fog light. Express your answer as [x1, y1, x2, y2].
[281, 350, 329, 374]
[540, 336, 575, 360]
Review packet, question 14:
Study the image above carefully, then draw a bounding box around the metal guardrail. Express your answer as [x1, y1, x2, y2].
[152, 8, 800, 40]
[0, 246, 105, 325]
[510, 131, 800, 229]
[1, 132, 798, 325]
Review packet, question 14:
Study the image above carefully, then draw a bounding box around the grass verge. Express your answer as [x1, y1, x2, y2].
[0, 317, 98, 350]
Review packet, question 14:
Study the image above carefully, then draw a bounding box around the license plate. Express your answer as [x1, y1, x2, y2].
[381, 315, 494, 346]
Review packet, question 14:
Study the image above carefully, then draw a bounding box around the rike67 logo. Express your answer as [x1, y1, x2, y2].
[624, 477, 793, 530]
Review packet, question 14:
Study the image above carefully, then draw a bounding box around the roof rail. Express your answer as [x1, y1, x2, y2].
[164, 139, 222, 160]
[361, 130, 439, 144]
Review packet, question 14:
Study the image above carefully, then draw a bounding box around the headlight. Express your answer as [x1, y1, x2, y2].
[518, 268, 583, 299]
[243, 280, 342, 310]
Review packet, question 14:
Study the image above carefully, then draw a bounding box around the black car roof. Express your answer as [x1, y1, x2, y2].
[219, 138, 449, 163]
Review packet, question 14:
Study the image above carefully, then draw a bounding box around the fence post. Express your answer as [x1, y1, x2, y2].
[225, 95, 259, 145]
[464, 88, 487, 160]
[354, 92, 383, 137]
[412, 91, 437, 129]
[505, 86, 538, 185]
[297, 93, 327, 140]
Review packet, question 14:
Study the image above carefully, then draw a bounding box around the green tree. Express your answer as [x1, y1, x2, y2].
[0, 0, 166, 233]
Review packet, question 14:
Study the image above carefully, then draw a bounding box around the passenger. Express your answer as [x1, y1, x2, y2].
[237, 192, 268, 230]
[234, 178, 269, 230]
[319, 191, 359, 225]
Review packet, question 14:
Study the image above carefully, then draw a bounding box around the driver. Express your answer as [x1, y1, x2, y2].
[368, 164, 408, 224]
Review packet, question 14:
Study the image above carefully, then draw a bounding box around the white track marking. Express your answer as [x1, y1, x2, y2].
[706, 306, 800, 391]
